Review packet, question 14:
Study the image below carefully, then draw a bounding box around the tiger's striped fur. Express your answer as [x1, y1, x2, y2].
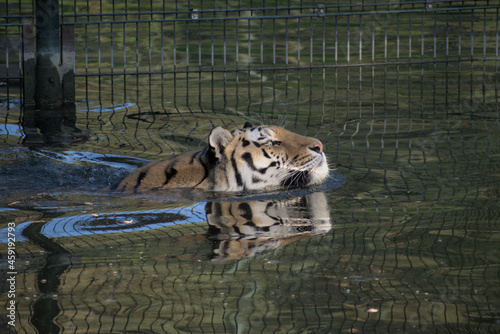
[114, 123, 329, 193]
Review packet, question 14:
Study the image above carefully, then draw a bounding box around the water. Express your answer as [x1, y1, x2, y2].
[1, 106, 499, 333]
[2, 65, 500, 334]
[1, 2, 500, 332]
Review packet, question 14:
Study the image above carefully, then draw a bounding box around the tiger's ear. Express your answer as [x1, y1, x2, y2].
[243, 121, 254, 128]
[209, 126, 233, 159]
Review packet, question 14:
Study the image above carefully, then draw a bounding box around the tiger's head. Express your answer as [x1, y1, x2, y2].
[209, 122, 329, 191]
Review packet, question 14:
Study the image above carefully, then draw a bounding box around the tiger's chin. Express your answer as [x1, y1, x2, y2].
[281, 156, 329, 188]
[308, 163, 330, 186]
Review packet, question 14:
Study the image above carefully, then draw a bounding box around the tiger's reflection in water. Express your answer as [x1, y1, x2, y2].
[205, 192, 330, 261]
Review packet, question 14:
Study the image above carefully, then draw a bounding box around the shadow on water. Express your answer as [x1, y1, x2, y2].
[0, 105, 142, 204]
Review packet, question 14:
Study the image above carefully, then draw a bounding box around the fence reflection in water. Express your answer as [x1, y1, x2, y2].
[13, 191, 334, 333]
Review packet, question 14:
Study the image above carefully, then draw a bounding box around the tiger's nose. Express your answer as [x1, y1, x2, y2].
[310, 141, 323, 154]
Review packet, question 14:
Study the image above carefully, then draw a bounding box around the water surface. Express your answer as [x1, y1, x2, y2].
[1, 2, 500, 332]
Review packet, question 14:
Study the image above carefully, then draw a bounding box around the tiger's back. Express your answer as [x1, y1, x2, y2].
[114, 148, 214, 191]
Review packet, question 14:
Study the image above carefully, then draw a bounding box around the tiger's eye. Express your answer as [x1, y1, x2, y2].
[265, 140, 282, 146]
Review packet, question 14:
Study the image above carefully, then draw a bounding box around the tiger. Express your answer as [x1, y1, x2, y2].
[113, 122, 329, 193]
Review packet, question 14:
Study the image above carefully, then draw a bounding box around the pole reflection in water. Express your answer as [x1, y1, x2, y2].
[21, 105, 89, 146]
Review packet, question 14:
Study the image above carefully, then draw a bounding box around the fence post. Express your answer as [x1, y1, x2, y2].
[61, 25, 75, 104]
[23, 24, 36, 108]
[33, 0, 74, 109]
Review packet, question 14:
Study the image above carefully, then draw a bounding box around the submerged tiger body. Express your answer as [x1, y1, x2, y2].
[114, 123, 329, 193]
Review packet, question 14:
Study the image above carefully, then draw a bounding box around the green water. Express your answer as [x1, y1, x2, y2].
[1, 106, 499, 333]
[1, 1, 500, 333]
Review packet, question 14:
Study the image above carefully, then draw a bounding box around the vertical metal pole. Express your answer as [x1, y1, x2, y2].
[61, 25, 75, 104]
[23, 24, 36, 107]
[35, 0, 62, 108]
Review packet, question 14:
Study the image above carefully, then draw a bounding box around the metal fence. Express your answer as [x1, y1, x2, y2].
[1, 1, 499, 116]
